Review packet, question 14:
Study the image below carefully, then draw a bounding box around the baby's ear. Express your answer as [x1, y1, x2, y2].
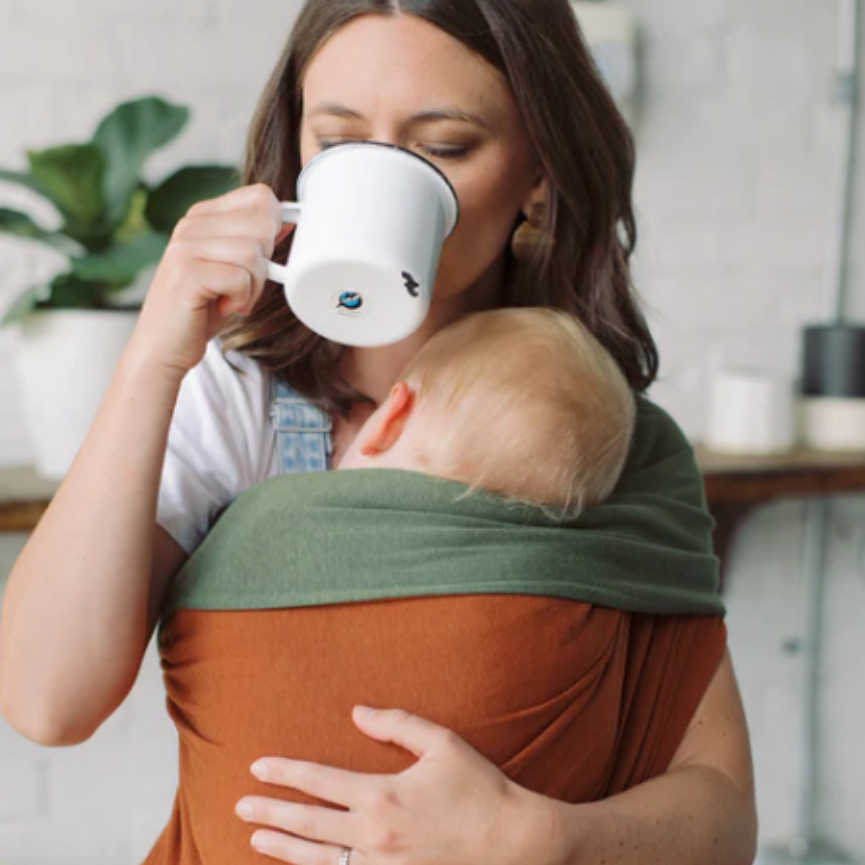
[359, 382, 416, 456]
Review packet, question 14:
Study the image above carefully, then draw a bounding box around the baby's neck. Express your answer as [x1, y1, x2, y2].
[336, 447, 429, 476]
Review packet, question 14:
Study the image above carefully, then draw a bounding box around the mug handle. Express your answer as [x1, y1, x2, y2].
[266, 202, 303, 284]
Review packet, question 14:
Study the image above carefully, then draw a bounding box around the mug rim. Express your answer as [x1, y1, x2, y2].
[297, 141, 461, 238]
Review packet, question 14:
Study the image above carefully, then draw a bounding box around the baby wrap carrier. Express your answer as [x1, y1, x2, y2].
[143, 386, 726, 865]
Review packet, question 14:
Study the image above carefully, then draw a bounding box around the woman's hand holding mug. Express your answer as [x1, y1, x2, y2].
[128, 183, 291, 379]
[128, 141, 458, 380]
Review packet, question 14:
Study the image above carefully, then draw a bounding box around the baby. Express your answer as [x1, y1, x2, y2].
[337, 306, 637, 512]
[144, 308, 724, 865]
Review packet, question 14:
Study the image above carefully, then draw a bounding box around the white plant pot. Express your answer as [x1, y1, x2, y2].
[12, 309, 139, 479]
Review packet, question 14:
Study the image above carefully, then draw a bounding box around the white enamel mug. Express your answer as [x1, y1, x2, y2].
[266, 142, 460, 348]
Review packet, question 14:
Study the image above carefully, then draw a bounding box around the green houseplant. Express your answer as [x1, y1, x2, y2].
[0, 94, 239, 323]
[0, 95, 240, 478]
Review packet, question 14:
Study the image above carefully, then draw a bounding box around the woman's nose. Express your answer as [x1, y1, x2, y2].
[367, 127, 406, 149]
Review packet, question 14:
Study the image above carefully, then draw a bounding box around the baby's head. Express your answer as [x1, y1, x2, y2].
[339, 308, 636, 512]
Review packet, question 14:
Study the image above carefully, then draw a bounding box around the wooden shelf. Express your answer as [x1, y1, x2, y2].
[697, 446, 865, 506]
[695, 445, 865, 576]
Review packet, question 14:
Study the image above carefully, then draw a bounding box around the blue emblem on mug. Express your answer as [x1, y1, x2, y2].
[337, 292, 363, 311]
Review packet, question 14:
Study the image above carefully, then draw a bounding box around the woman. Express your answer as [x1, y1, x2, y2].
[0, 1, 757, 864]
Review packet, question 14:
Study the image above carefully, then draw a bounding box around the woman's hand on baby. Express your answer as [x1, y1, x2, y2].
[235, 706, 561, 865]
[127, 183, 292, 379]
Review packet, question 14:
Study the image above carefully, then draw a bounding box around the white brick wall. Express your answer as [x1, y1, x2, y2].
[627, 0, 865, 859]
[0, 0, 864, 862]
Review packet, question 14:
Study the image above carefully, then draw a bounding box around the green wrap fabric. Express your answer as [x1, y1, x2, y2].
[161, 397, 723, 622]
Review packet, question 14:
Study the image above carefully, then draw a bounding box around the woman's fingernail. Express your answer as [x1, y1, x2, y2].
[252, 832, 269, 852]
[251, 760, 269, 779]
[355, 705, 375, 719]
[236, 800, 254, 820]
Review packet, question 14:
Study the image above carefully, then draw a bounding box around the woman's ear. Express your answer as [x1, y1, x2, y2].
[520, 175, 550, 220]
[359, 382, 416, 456]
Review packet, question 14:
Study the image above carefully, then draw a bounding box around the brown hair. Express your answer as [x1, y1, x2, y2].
[398, 307, 637, 512]
[221, 0, 657, 416]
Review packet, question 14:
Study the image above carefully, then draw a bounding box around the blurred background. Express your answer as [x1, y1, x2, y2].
[0, 0, 864, 862]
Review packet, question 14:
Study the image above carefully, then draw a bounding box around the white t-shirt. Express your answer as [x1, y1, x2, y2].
[156, 339, 282, 555]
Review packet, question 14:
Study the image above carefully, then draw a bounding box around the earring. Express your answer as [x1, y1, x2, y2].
[511, 201, 553, 264]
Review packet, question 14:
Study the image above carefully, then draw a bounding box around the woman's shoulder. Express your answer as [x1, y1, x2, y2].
[157, 339, 278, 554]
[632, 395, 691, 458]
[189, 338, 268, 394]
[619, 395, 705, 506]
[184, 337, 281, 457]
[175, 339, 274, 435]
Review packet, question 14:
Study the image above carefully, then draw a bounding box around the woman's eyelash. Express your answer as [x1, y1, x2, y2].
[423, 146, 469, 160]
[318, 140, 469, 160]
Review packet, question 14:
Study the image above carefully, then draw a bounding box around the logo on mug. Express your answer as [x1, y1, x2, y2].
[402, 272, 421, 298]
[337, 292, 363, 312]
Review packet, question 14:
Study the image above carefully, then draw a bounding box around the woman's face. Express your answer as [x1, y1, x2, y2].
[299, 13, 543, 306]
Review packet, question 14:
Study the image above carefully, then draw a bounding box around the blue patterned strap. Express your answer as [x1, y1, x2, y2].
[270, 378, 333, 474]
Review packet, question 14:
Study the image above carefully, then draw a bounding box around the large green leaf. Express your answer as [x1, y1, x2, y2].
[40, 272, 109, 310]
[71, 230, 168, 287]
[0, 168, 50, 199]
[0, 207, 81, 254]
[1, 285, 44, 326]
[145, 165, 241, 233]
[26, 144, 108, 245]
[93, 96, 190, 228]
[114, 186, 150, 245]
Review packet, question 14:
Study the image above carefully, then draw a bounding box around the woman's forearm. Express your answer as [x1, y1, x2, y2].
[550, 763, 757, 865]
[0, 346, 184, 746]
[518, 651, 757, 865]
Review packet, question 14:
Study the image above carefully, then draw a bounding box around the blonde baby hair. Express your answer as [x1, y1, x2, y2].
[399, 308, 636, 513]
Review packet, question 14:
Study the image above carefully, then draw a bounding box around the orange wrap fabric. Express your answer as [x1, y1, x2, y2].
[143, 595, 726, 864]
